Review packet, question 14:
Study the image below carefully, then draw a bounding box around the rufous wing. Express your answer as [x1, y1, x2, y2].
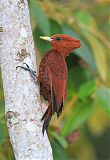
[46, 53, 67, 116]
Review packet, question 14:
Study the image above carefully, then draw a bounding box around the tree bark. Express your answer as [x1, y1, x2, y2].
[0, 0, 53, 159]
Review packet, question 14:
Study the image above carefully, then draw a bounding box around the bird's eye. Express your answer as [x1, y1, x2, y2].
[56, 37, 62, 41]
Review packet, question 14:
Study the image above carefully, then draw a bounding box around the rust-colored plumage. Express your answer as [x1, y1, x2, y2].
[38, 34, 81, 134]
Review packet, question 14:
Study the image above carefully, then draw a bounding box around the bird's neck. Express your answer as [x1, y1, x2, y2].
[52, 48, 71, 57]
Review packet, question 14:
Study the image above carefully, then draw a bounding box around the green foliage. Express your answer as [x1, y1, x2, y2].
[78, 80, 96, 101]
[0, 123, 4, 145]
[51, 139, 69, 160]
[61, 99, 93, 137]
[97, 87, 110, 116]
[29, 0, 51, 35]
[51, 132, 68, 148]
[76, 10, 109, 82]
[0, 0, 110, 159]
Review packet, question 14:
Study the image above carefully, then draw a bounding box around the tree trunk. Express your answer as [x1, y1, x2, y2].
[0, 0, 53, 159]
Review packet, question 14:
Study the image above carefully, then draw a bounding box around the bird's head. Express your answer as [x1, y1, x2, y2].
[40, 34, 81, 56]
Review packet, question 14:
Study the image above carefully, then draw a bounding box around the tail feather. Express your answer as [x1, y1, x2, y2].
[42, 116, 51, 135]
[57, 101, 63, 117]
[41, 108, 49, 121]
[51, 87, 57, 113]
[41, 106, 52, 135]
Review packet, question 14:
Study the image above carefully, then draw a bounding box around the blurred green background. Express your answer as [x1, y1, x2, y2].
[0, 0, 110, 159]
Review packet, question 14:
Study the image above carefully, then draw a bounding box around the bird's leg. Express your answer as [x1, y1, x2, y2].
[16, 63, 37, 83]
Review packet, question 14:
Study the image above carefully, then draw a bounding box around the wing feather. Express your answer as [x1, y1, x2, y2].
[46, 53, 67, 115]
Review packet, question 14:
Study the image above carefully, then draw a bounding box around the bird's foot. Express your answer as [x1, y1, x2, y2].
[16, 63, 37, 83]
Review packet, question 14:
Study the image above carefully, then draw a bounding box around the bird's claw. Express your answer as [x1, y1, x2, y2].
[16, 63, 37, 83]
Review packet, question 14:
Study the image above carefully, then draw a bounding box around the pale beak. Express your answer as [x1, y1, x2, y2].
[39, 36, 53, 42]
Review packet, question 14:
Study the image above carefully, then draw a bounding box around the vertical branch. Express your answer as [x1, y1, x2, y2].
[0, 0, 53, 159]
